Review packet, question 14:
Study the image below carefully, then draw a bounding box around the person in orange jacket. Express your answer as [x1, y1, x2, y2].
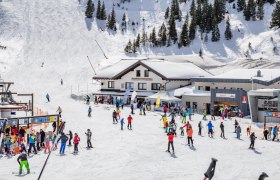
[187, 126, 194, 147]
[73, 133, 80, 153]
[166, 132, 175, 153]
[127, 115, 133, 130]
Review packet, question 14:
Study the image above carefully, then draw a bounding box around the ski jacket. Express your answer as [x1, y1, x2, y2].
[88, 107, 92, 113]
[188, 109, 193, 115]
[187, 128, 193, 137]
[207, 122, 213, 130]
[113, 111, 117, 117]
[167, 133, 174, 142]
[58, 134, 69, 144]
[17, 153, 27, 164]
[250, 133, 256, 142]
[164, 106, 168, 112]
[29, 135, 36, 144]
[73, 136, 80, 144]
[220, 123, 224, 130]
[19, 128, 26, 137]
[182, 123, 191, 132]
[120, 118, 125, 125]
[198, 122, 202, 129]
[127, 116, 133, 123]
[273, 127, 278, 135]
[85, 131, 92, 140]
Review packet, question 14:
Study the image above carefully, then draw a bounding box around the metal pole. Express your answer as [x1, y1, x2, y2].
[31, 93, 34, 116]
[87, 56, 97, 75]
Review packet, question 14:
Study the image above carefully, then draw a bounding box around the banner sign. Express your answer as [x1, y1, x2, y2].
[31, 116, 50, 124]
[19, 118, 29, 125]
[156, 96, 161, 108]
[216, 93, 236, 98]
[0, 119, 17, 127]
[264, 112, 273, 117]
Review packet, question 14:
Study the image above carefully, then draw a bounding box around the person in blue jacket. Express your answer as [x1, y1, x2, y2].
[120, 118, 125, 130]
[28, 134, 37, 156]
[207, 121, 214, 138]
[57, 133, 69, 155]
[188, 108, 193, 120]
[272, 126, 278, 141]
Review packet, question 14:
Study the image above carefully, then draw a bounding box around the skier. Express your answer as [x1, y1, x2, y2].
[249, 132, 256, 149]
[198, 121, 202, 136]
[182, 121, 191, 136]
[68, 130, 73, 146]
[40, 129, 45, 148]
[52, 121, 57, 133]
[130, 104, 134, 114]
[166, 131, 175, 153]
[263, 128, 269, 140]
[220, 122, 225, 138]
[19, 127, 26, 138]
[120, 118, 125, 130]
[36, 132, 41, 151]
[86, 95, 90, 105]
[57, 133, 69, 155]
[46, 93, 50, 102]
[44, 136, 50, 153]
[85, 129, 93, 148]
[73, 133, 80, 153]
[204, 158, 218, 180]
[27, 134, 37, 156]
[160, 114, 167, 128]
[202, 109, 207, 120]
[88, 106, 92, 117]
[258, 172, 269, 180]
[60, 78, 63, 85]
[56, 106, 62, 118]
[210, 108, 215, 120]
[188, 108, 193, 121]
[181, 110, 187, 123]
[187, 126, 194, 146]
[127, 115, 133, 130]
[180, 127, 184, 136]
[17, 152, 30, 175]
[112, 110, 117, 124]
[143, 104, 146, 115]
[236, 125, 241, 139]
[163, 105, 168, 115]
[272, 126, 278, 141]
[207, 121, 214, 138]
[234, 120, 238, 133]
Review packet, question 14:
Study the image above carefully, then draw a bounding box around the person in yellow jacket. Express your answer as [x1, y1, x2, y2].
[160, 114, 167, 128]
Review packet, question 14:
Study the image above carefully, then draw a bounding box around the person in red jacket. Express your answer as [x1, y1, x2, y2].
[181, 121, 191, 134]
[164, 105, 168, 115]
[167, 132, 175, 153]
[127, 115, 133, 130]
[73, 133, 80, 153]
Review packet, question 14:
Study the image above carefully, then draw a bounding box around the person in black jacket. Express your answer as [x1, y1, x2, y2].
[220, 122, 225, 138]
[85, 129, 93, 148]
[19, 127, 26, 138]
[17, 152, 30, 174]
[40, 129, 45, 148]
[131, 104, 134, 114]
[52, 122, 56, 132]
[112, 110, 117, 124]
[249, 132, 256, 149]
[67, 130, 73, 146]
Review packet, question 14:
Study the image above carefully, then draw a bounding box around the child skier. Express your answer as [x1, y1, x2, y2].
[17, 152, 30, 174]
[180, 127, 184, 136]
[187, 126, 194, 146]
[120, 118, 125, 130]
[160, 114, 167, 128]
[116, 108, 121, 120]
[73, 133, 80, 153]
[44, 136, 51, 153]
[127, 115, 133, 130]
[207, 121, 214, 138]
[166, 132, 175, 153]
[249, 132, 256, 149]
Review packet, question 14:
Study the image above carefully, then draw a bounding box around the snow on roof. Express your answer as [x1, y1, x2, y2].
[195, 69, 280, 81]
[141, 60, 211, 79]
[168, 86, 210, 97]
[146, 91, 181, 101]
[93, 59, 211, 79]
[248, 89, 280, 96]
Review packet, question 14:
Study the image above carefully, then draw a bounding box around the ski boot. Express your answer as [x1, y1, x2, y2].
[27, 169, 30, 174]
[19, 169, 22, 175]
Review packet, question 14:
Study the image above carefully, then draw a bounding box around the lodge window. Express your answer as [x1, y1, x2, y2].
[152, 83, 161, 90]
[108, 81, 114, 88]
[125, 82, 134, 90]
[186, 101, 191, 108]
[205, 86, 210, 91]
[138, 83, 147, 90]
[136, 70, 141, 77]
[198, 86, 203, 90]
[144, 70, 149, 77]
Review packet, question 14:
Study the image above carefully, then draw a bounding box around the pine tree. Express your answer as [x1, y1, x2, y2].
[213, 0, 226, 23]
[211, 18, 220, 42]
[125, 40, 132, 53]
[96, 0, 101, 19]
[168, 14, 178, 43]
[243, 3, 251, 21]
[206, 4, 213, 33]
[247, 0, 256, 21]
[141, 32, 148, 46]
[122, 13, 127, 30]
[132, 40, 137, 53]
[108, 7, 117, 30]
[189, 15, 196, 40]
[270, 1, 280, 29]
[200, 1, 209, 33]
[165, 7, 170, 19]
[151, 27, 157, 46]
[237, 0, 245, 12]
[85, 0, 94, 18]
[196, 3, 202, 28]
[135, 34, 141, 48]
[204, 33, 208, 43]
[100, 1, 107, 20]
[179, 17, 191, 47]
[190, 0, 196, 17]
[224, 17, 232, 40]
[257, 0, 264, 20]
[158, 23, 167, 46]
[199, 49, 203, 57]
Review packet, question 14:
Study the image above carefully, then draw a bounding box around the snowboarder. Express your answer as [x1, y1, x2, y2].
[130, 104, 134, 114]
[57, 133, 69, 154]
[236, 125, 241, 139]
[249, 132, 256, 149]
[57, 106, 62, 117]
[198, 121, 202, 136]
[207, 121, 214, 138]
[120, 118, 125, 130]
[220, 122, 225, 138]
[112, 110, 117, 124]
[204, 158, 218, 180]
[46, 93, 50, 102]
[88, 106, 92, 117]
[68, 130, 73, 146]
[17, 152, 30, 175]
[187, 126, 194, 146]
[127, 115, 133, 130]
[27, 134, 37, 156]
[85, 129, 93, 148]
[73, 133, 80, 153]
[167, 131, 175, 153]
